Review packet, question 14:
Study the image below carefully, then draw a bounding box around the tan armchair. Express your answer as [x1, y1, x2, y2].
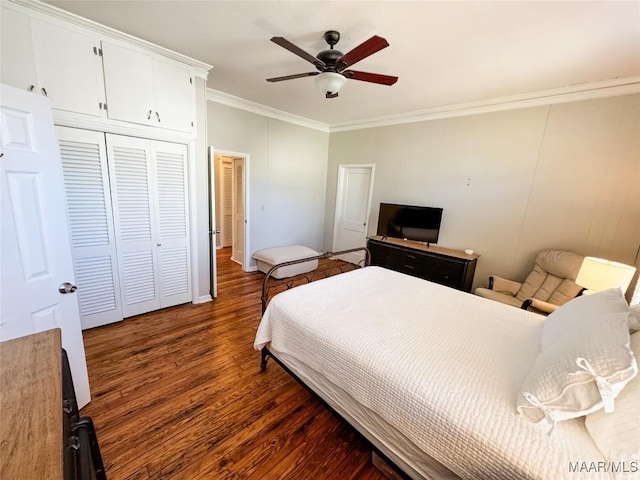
[475, 250, 585, 315]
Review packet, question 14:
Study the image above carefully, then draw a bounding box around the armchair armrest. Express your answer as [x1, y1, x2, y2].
[521, 298, 559, 314]
[489, 276, 522, 296]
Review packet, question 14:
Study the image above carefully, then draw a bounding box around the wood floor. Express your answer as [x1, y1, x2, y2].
[80, 248, 387, 480]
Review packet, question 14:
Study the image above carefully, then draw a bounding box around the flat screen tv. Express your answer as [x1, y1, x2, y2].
[376, 203, 443, 245]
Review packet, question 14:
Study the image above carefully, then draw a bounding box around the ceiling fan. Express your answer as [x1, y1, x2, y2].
[266, 30, 398, 99]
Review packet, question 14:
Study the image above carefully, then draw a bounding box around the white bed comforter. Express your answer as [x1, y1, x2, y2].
[254, 266, 611, 480]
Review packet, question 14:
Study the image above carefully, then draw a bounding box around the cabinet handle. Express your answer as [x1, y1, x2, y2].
[27, 85, 35, 92]
[41, 87, 48, 97]
[155, 111, 161, 122]
[147, 109, 153, 120]
[403, 264, 415, 270]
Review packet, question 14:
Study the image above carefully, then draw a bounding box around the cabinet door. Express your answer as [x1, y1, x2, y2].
[152, 141, 192, 307]
[102, 41, 154, 126]
[152, 58, 194, 132]
[57, 127, 123, 329]
[31, 20, 104, 117]
[106, 134, 161, 317]
[0, 7, 38, 91]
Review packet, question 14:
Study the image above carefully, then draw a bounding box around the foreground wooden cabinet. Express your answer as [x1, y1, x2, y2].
[0, 329, 106, 479]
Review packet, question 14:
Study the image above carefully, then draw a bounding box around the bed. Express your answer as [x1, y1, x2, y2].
[254, 257, 636, 480]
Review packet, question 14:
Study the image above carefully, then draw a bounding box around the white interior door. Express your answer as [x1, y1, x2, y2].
[332, 165, 375, 264]
[0, 84, 90, 407]
[57, 126, 123, 329]
[232, 158, 245, 266]
[221, 159, 233, 247]
[152, 140, 191, 307]
[208, 147, 218, 299]
[106, 134, 161, 317]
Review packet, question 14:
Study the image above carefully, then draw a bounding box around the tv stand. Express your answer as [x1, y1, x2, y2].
[367, 236, 478, 292]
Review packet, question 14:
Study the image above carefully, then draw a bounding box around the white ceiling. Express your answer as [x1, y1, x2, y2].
[46, 0, 640, 127]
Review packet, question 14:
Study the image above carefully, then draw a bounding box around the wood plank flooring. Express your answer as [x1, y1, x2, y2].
[80, 248, 387, 480]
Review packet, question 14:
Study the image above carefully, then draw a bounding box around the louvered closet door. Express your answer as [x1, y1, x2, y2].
[232, 159, 244, 265]
[57, 127, 123, 329]
[106, 134, 161, 317]
[151, 140, 191, 307]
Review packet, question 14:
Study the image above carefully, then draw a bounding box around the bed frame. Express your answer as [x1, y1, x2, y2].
[257, 247, 459, 480]
[259, 247, 370, 371]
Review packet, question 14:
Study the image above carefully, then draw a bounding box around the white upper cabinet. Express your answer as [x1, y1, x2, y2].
[1, 7, 105, 117]
[31, 19, 105, 117]
[102, 41, 194, 133]
[0, 8, 38, 90]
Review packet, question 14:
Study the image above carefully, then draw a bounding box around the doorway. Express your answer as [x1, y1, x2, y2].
[208, 149, 250, 298]
[332, 164, 375, 264]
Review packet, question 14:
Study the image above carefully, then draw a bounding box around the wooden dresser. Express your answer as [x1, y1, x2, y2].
[0, 329, 106, 479]
[367, 236, 479, 292]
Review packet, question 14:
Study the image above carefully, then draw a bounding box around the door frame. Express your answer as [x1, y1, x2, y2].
[210, 148, 251, 272]
[332, 164, 376, 252]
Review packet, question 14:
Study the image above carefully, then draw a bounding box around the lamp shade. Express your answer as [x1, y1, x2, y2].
[315, 72, 346, 95]
[576, 257, 637, 292]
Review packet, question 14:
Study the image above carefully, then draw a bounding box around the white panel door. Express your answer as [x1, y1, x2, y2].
[101, 41, 154, 126]
[0, 84, 90, 407]
[106, 134, 160, 317]
[57, 127, 123, 329]
[332, 165, 375, 264]
[152, 140, 191, 307]
[31, 20, 104, 117]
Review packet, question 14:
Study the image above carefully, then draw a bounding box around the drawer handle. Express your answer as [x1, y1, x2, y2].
[63, 399, 74, 414]
[403, 264, 414, 269]
[406, 254, 416, 259]
[68, 435, 80, 450]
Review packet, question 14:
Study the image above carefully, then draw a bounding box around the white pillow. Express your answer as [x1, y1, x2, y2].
[585, 331, 640, 470]
[517, 288, 637, 425]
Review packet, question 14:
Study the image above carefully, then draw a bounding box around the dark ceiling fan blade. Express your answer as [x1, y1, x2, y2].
[266, 72, 319, 82]
[326, 92, 339, 99]
[343, 70, 398, 85]
[271, 37, 326, 68]
[336, 35, 389, 70]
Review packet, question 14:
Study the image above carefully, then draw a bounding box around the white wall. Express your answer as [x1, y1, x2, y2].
[207, 101, 329, 269]
[324, 94, 640, 291]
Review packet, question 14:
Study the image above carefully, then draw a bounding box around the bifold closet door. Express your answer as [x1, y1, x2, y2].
[57, 126, 123, 329]
[106, 134, 191, 318]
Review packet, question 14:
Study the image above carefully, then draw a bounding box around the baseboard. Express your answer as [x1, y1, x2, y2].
[245, 265, 258, 272]
[193, 295, 213, 304]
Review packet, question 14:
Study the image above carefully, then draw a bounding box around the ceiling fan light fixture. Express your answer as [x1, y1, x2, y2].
[315, 72, 346, 96]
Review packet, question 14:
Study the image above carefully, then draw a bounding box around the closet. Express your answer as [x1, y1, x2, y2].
[57, 128, 191, 328]
[2, 0, 210, 330]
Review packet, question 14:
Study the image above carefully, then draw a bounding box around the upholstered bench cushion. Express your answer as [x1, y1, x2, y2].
[253, 245, 319, 279]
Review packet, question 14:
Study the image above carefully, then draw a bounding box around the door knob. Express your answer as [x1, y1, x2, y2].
[59, 282, 77, 294]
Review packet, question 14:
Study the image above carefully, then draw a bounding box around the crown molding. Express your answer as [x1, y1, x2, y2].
[330, 77, 640, 132]
[209, 77, 640, 133]
[7, 0, 212, 79]
[206, 89, 330, 133]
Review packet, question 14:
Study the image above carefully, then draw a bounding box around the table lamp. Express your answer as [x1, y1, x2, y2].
[575, 257, 637, 293]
